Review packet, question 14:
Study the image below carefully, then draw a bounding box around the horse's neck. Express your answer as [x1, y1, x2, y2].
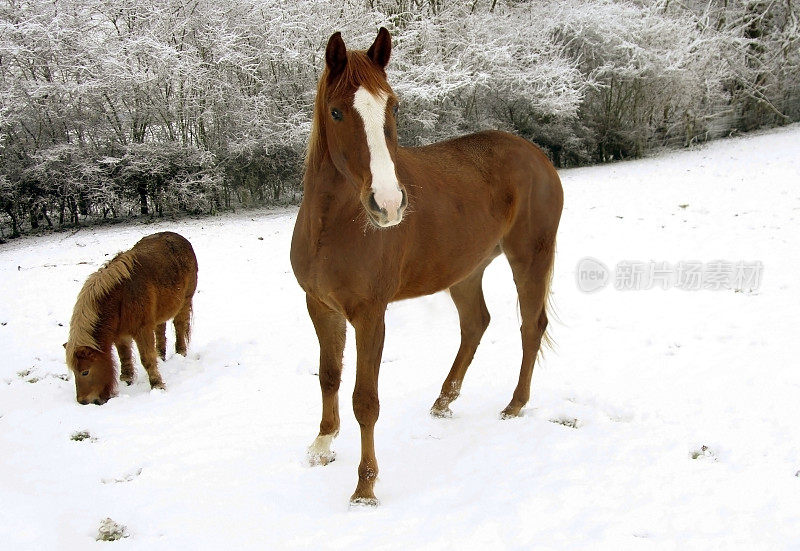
[302, 156, 359, 219]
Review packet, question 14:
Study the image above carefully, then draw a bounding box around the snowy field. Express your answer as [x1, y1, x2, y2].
[1, 125, 799, 549]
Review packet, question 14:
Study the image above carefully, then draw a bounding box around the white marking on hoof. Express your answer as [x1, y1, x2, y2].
[500, 409, 524, 420]
[349, 497, 380, 508]
[430, 406, 453, 419]
[307, 434, 336, 466]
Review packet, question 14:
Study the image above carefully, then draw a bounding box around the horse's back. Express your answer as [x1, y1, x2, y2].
[132, 232, 197, 284]
[402, 129, 562, 235]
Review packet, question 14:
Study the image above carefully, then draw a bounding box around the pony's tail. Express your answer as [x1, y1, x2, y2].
[185, 298, 194, 347]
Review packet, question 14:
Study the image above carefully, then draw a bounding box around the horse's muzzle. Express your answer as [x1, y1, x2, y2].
[366, 188, 407, 228]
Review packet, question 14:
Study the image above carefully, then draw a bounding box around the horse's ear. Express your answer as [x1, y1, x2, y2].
[62, 342, 67, 349]
[367, 27, 391, 70]
[325, 31, 348, 81]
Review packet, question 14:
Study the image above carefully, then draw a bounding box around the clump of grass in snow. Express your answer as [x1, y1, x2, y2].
[70, 431, 92, 442]
[690, 445, 717, 460]
[96, 518, 129, 541]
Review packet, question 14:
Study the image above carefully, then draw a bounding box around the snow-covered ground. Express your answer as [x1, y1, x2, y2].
[1, 126, 799, 550]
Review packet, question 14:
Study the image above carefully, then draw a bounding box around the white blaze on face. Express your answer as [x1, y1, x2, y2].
[352, 86, 403, 225]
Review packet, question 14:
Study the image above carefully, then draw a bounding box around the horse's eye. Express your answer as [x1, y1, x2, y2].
[392, 104, 399, 117]
[331, 108, 343, 121]
[81, 370, 89, 377]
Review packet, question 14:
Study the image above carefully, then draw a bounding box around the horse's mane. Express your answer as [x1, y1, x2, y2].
[306, 50, 394, 171]
[67, 249, 137, 356]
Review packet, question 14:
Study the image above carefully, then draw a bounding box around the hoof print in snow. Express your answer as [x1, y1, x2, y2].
[550, 417, 580, 429]
[96, 518, 129, 541]
[101, 468, 143, 484]
[70, 430, 95, 442]
[690, 445, 717, 460]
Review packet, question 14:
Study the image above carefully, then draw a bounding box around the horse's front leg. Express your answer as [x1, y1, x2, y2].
[349, 305, 386, 506]
[306, 295, 346, 466]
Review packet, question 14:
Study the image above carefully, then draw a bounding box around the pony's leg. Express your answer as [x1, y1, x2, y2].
[305, 295, 346, 466]
[134, 330, 165, 390]
[116, 337, 135, 385]
[156, 323, 167, 360]
[501, 245, 555, 418]
[173, 299, 192, 356]
[349, 305, 386, 506]
[431, 264, 491, 418]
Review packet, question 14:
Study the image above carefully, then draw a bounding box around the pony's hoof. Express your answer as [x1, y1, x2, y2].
[430, 406, 453, 419]
[150, 381, 166, 391]
[120, 377, 134, 386]
[349, 496, 380, 508]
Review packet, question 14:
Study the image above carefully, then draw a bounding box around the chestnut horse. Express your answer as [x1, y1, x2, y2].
[65, 231, 198, 405]
[290, 28, 563, 505]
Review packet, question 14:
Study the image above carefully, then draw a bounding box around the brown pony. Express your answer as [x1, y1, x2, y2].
[290, 28, 563, 505]
[65, 231, 198, 405]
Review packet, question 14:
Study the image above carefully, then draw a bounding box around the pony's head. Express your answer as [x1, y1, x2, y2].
[65, 343, 117, 405]
[312, 27, 407, 228]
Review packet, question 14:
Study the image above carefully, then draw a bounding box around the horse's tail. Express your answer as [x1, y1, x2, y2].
[540, 240, 557, 353]
[513, 236, 558, 355]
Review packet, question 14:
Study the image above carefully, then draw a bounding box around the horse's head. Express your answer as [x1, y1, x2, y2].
[65, 344, 116, 405]
[318, 28, 407, 228]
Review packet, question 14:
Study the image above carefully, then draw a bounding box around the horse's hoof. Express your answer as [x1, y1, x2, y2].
[120, 378, 134, 386]
[150, 382, 166, 391]
[500, 407, 523, 420]
[430, 406, 453, 419]
[349, 496, 380, 508]
[307, 450, 336, 467]
[307, 434, 336, 466]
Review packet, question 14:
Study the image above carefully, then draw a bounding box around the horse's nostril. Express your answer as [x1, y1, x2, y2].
[368, 193, 382, 214]
[400, 188, 407, 209]
[78, 398, 89, 405]
[93, 399, 102, 405]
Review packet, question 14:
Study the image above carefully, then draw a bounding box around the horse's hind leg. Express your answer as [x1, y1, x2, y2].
[431, 259, 494, 418]
[156, 323, 167, 360]
[134, 329, 165, 390]
[173, 298, 192, 356]
[116, 337, 135, 385]
[306, 295, 346, 466]
[501, 239, 555, 418]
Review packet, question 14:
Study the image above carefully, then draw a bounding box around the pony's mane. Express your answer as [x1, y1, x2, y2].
[306, 50, 394, 171]
[66, 250, 137, 358]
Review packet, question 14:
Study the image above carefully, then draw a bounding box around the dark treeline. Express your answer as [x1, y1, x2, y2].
[1, 0, 798, 238]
